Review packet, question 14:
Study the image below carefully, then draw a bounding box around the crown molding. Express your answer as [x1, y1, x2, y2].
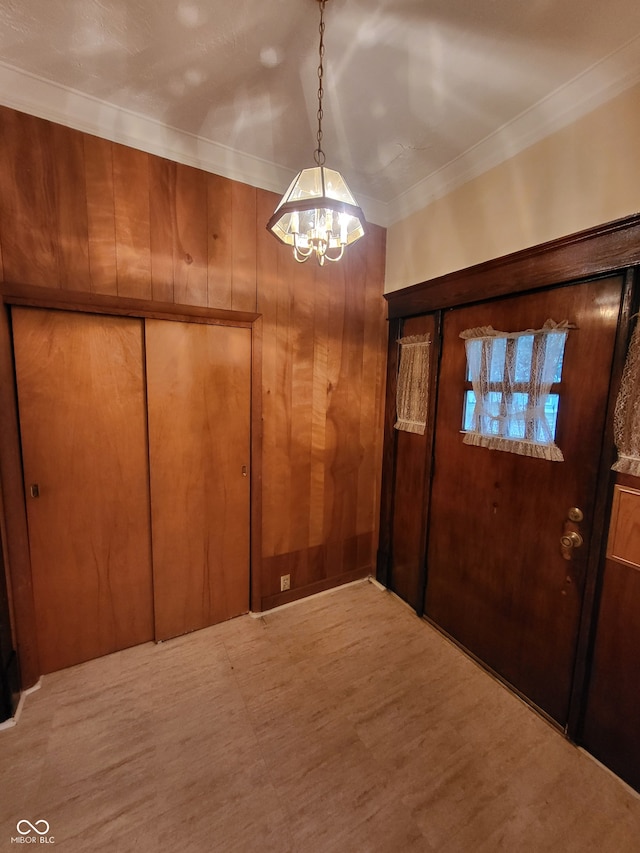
[386, 33, 640, 226]
[0, 59, 389, 227]
[0, 31, 638, 232]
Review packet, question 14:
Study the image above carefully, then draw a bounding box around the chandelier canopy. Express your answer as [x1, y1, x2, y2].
[266, 0, 366, 266]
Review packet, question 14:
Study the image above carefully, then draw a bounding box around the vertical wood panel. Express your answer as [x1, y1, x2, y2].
[256, 189, 281, 558]
[231, 181, 257, 312]
[272, 232, 295, 555]
[207, 173, 233, 309]
[146, 320, 251, 640]
[149, 160, 209, 306]
[322, 261, 347, 561]
[12, 308, 154, 674]
[288, 260, 316, 554]
[250, 315, 263, 613]
[309, 263, 330, 548]
[84, 136, 118, 296]
[173, 163, 208, 306]
[50, 123, 91, 291]
[149, 158, 176, 304]
[257, 189, 388, 603]
[358, 230, 388, 564]
[0, 110, 59, 287]
[112, 144, 152, 299]
[343, 243, 368, 543]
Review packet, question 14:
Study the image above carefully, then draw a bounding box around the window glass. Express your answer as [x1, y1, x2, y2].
[538, 393, 560, 442]
[463, 390, 476, 432]
[488, 338, 506, 382]
[514, 335, 533, 382]
[460, 321, 568, 461]
[507, 392, 529, 439]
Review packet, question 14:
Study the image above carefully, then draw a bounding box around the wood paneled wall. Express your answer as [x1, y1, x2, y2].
[0, 109, 258, 309]
[257, 192, 387, 607]
[0, 105, 387, 683]
[581, 471, 640, 792]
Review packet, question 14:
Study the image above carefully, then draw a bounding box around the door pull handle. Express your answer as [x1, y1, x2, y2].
[29, 483, 40, 498]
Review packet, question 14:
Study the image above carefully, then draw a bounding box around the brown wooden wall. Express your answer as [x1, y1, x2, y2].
[0, 105, 387, 683]
[581, 471, 640, 792]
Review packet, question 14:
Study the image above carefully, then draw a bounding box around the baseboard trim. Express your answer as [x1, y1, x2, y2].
[0, 679, 41, 732]
[258, 568, 370, 612]
[252, 575, 374, 618]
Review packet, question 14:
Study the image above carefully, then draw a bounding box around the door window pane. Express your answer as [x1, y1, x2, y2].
[460, 320, 569, 461]
[514, 335, 533, 382]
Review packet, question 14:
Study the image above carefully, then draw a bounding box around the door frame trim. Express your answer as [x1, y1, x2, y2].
[0, 284, 264, 687]
[568, 268, 638, 739]
[386, 212, 640, 318]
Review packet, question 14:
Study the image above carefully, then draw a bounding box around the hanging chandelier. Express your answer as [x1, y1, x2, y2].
[266, 0, 366, 266]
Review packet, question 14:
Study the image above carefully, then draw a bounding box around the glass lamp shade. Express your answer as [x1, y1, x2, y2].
[267, 166, 366, 265]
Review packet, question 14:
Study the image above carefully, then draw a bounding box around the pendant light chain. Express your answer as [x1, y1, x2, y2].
[266, 0, 365, 264]
[314, 0, 326, 167]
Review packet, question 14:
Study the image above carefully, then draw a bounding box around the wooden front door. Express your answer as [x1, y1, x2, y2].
[12, 308, 154, 673]
[145, 320, 251, 641]
[425, 277, 622, 724]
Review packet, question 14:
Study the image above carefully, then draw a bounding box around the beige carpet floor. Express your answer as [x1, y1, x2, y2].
[1, 579, 639, 852]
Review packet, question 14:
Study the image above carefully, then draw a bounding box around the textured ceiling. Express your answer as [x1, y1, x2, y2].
[0, 0, 639, 225]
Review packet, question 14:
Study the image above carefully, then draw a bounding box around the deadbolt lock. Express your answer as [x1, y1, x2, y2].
[568, 507, 584, 523]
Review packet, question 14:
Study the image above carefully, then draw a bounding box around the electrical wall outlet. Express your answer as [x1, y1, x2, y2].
[280, 574, 291, 592]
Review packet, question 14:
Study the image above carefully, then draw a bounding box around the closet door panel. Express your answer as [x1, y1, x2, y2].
[12, 308, 154, 673]
[146, 320, 251, 640]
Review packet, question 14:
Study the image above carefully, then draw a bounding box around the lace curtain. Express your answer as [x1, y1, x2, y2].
[460, 320, 569, 461]
[395, 334, 431, 435]
[612, 321, 640, 475]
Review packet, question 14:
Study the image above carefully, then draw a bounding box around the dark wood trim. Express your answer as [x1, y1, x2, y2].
[261, 567, 369, 611]
[250, 316, 264, 613]
[376, 317, 402, 588]
[416, 310, 443, 618]
[568, 269, 638, 740]
[386, 214, 640, 317]
[0, 282, 260, 327]
[0, 302, 40, 687]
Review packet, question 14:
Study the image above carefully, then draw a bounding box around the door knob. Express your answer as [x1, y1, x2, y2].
[560, 530, 583, 559]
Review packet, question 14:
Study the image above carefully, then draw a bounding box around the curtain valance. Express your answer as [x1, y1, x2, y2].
[460, 319, 570, 461]
[395, 334, 431, 435]
[612, 321, 640, 475]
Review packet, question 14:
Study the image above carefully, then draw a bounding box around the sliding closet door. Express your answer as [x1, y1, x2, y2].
[146, 320, 251, 641]
[12, 308, 154, 673]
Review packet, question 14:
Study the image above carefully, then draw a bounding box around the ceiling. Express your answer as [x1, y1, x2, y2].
[0, 0, 639, 226]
